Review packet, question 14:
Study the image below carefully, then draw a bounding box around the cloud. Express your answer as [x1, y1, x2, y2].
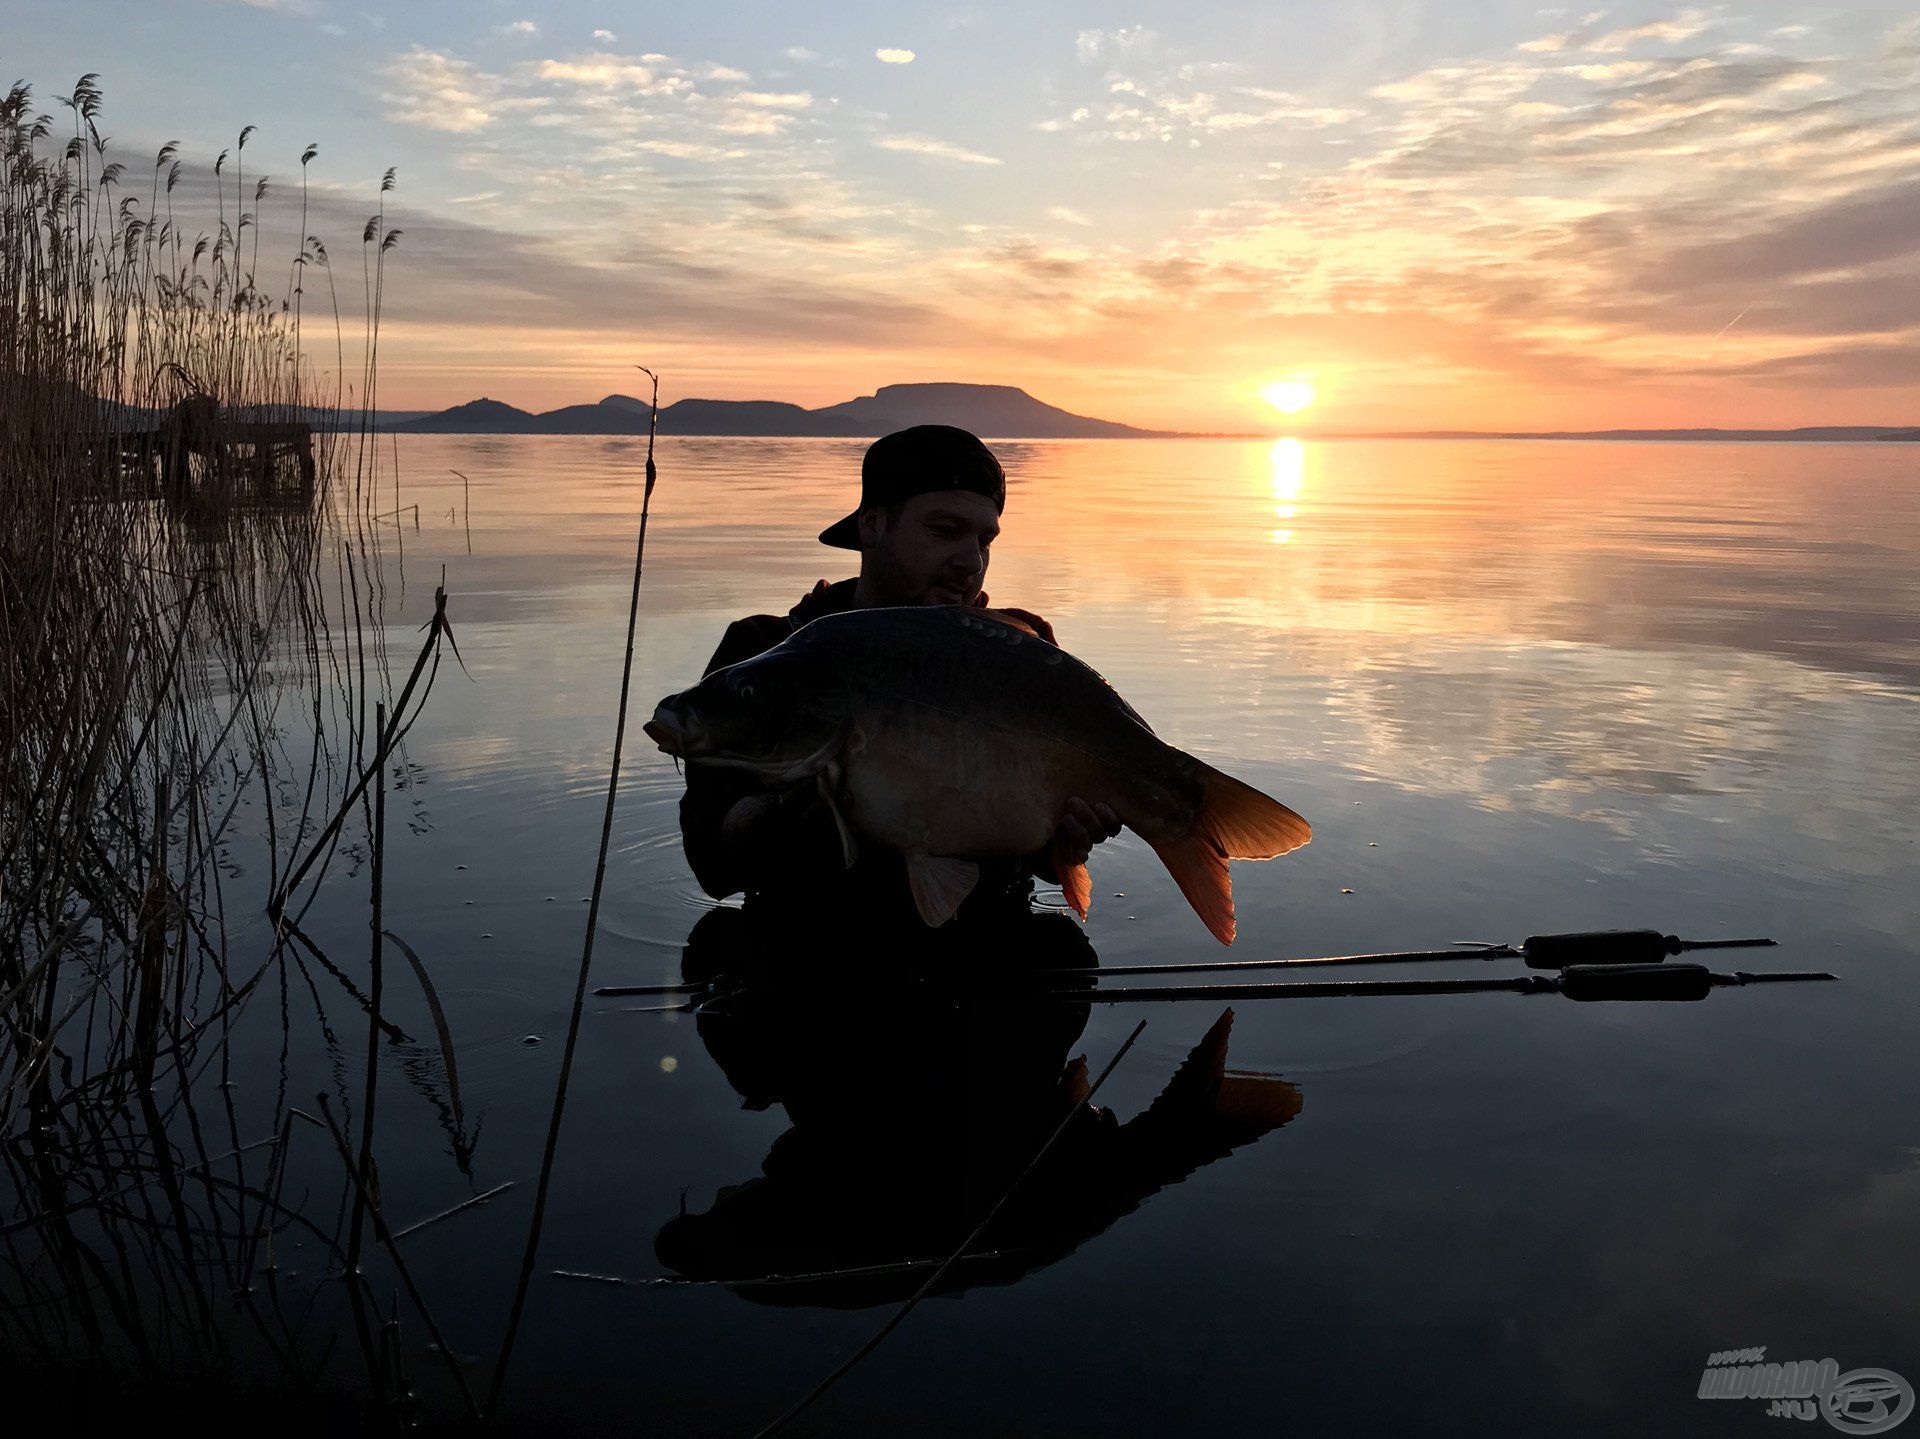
[593, 29, 616, 43]
[1586, 11, 1712, 53]
[1523, 9, 1714, 56]
[1647, 179, 1920, 289]
[1057, 73, 1358, 145]
[534, 56, 692, 94]
[174, 164, 943, 362]
[383, 48, 499, 133]
[626, 138, 740, 160]
[380, 42, 830, 160]
[496, 20, 538, 39]
[712, 91, 813, 135]
[1075, 27, 1158, 63]
[887, 15, 1920, 424]
[733, 90, 811, 109]
[1728, 340, 1920, 388]
[350, 15, 1920, 427]
[873, 133, 1001, 164]
[875, 48, 916, 65]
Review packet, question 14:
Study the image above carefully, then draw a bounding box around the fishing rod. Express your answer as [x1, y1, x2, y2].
[590, 929, 1780, 1000]
[991, 963, 1835, 1007]
[1038, 929, 1777, 980]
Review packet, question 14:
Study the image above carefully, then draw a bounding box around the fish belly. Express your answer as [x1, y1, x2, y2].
[838, 708, 1094, 859]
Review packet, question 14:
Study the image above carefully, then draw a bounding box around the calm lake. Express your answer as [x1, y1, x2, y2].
[17, 436, 1920, 1434]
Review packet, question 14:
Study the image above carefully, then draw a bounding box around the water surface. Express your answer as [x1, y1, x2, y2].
[28, 437, 1920, 1434]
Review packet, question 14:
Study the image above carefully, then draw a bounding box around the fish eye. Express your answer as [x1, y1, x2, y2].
[739, 683, 756, 700]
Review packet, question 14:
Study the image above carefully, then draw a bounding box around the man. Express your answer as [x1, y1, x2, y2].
[677, 424, 1121, 921]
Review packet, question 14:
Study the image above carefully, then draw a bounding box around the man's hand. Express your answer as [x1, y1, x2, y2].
[1048, 797, 1122, 874]
[971, 590, 1057, 646]
[719, 791, 784, 850]
[719, 786, 827, 880]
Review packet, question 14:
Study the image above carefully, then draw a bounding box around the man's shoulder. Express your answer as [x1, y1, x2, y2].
[705, 612, 793, 674]
[719, 612, 794, 644]
[705, 578, 859, 674]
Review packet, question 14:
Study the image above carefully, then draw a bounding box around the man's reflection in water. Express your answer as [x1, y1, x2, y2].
[655, 900, 1303, 1308]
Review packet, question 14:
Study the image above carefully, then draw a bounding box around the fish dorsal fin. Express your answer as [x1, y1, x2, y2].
[972, 608, 1040, 639]
[905, 854, 980, 928]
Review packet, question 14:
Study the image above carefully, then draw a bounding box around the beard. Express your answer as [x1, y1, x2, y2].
[862, 545, 979, 608]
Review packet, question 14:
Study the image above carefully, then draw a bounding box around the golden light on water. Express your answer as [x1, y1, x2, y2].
[1261, 378, 1316, 415]
[1269, 437, 1304, 544]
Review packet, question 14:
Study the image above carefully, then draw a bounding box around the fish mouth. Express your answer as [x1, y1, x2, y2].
[642, 717, 679, 754]
[644, 702, 700, 757]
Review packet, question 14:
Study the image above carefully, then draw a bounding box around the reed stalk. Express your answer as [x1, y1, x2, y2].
[485, 367, 662, 1416]
[0, 73, 465, 1418]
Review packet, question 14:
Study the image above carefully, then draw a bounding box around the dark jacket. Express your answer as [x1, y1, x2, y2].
[677, 579, 1058, 924]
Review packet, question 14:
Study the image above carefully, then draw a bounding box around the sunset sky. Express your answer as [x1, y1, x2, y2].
[13, 3, 1920, 430]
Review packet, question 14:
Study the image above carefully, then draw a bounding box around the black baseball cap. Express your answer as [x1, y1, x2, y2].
[818, 425, 1006, 549]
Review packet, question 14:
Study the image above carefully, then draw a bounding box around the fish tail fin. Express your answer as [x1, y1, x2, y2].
[1150, 764, 1310, 946]
[1142, 1009, 1304, 1129]
[1214, 1073, 1306, 1129]
[1149, 831, 1236, 944]
[1195, 763, 1311, 860]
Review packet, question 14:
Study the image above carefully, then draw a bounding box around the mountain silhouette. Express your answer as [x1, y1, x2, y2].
[386, 382, 1173, 438]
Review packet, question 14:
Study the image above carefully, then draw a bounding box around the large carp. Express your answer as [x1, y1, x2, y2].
[644, 607, 1310, 944]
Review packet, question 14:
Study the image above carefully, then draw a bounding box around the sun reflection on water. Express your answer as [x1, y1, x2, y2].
[1269, 436, 1304, 544]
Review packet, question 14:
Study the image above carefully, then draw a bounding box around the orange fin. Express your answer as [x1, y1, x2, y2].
[1195, 762, 1311, 860]
[1051, 842, 1092, 921]
[1213, 1075, 1305, 1129]
[905, 854, 980, 928]
[1060, 1055, 1090, 1107]
[1150, 830, 1236, 944]
[1140, 1009, 1304, 1130]
[1150, 764, 1310, 945]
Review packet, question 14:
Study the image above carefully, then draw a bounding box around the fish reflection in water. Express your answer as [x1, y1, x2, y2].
[655, 901, 1303, 1308]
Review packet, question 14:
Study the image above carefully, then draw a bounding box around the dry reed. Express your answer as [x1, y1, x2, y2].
[0, 73, 465, 1418]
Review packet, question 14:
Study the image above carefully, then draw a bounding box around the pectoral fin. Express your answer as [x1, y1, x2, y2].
[816, 768, 856, 870]
[905, 854, 980, 928]
[1050, 841, 1092, 922]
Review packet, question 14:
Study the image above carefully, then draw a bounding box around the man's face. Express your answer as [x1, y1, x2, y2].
[857, 490, 1000, 606]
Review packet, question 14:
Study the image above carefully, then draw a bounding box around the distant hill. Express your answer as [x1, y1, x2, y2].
[378, 388, 1920, 441]
[385, 382, 1175, 438]
[1348, 426, 1920, 442]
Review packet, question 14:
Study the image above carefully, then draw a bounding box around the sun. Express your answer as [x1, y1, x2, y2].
[1261, 378, 1316, 415]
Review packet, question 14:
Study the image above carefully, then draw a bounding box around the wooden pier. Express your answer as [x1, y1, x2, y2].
[91, 396, 319, 510]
